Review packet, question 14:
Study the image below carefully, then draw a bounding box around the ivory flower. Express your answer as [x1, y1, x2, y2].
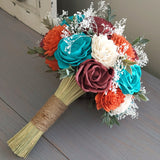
[91, 35, 118, 68]
[110, 94, 132, 115]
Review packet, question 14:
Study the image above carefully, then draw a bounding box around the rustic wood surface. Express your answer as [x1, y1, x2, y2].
[0, 8, 160, 160]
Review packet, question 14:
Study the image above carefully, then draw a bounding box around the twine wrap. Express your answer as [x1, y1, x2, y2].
[31, 95, 67, 132]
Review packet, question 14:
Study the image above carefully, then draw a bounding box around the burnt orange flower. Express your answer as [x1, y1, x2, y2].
[43, 25, 66, 56]
[112, 33, 136, 61]
[95, 88, 125, 112]
[45, 59, 59, 71]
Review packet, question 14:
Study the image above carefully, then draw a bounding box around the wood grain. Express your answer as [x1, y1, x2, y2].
[0, 8, 160, 160]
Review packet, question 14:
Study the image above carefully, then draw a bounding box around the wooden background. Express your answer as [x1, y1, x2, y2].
[0, 0, 56, 34]
[0, 9, 160, 160]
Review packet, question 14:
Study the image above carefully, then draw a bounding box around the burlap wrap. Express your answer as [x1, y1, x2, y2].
[31, 95, 67, 132]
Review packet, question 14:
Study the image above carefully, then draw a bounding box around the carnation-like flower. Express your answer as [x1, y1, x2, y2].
[43, 25, 66, 56]
[45, 59, 59, 71]
[110, 95, 132, 115]
[95, 88, 125, 112]
[118, 65, 141, 94]
[91, 35, 118, 68]
[76, 59, 114, 93]
[54, 33, 92, 69]
[112, 33, 136, 61]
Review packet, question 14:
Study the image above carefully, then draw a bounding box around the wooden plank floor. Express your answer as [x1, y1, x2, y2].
[0, 8, 160, 160]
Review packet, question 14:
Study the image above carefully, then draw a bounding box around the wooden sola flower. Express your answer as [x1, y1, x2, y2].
[95, 88, 125, 112]
[7, 1, 149, 158]
[42, 25, 66, 56]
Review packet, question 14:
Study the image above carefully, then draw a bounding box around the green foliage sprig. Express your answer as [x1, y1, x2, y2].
[122, 59, 137, 75]
[27, 47, 45, 56]
[106, 4, 116, 23]
[102, 111, 119, 128]
[42, 17, 54, 30]
[134, 91, 149, 102]
[132, 37, 149, 46]
[57, 66, 78, 80]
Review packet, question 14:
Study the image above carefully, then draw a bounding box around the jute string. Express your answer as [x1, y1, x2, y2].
[31, 94, 67, 132]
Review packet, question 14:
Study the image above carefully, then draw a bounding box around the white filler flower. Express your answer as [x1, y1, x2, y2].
[110, 95, 132, 115]
[91, 35, 118, 68]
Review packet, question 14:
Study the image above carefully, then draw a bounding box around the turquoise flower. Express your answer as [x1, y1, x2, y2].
[54, 33, 92, 69]
[61, 14, 85, 26]
[118, 65, 141, 94]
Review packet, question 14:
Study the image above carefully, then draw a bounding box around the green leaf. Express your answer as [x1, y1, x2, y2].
[139, 39, 149, 45]
[45, 56, 55, 60]
[138, 93, 149, 101]
[123, 59, 137, 66]
[131, 37, 141, 46]
[107, 4, 111, 16]
[46, 69, 53, 72]
[58, 66, 78, 80]
[125, 65, 132, 74]
[134, 94, 141, 102]
[134, 92, 149, 102]
[132, 37, 149, 46]
[64, 17, 72, 25]
[27, 47, 45, 56]
[106, 4, 116, 22]
[108, 14, 116, 22]
[102, 112, 120, 128]
[35, 47, 45, 54]
[27, 47, 37, 55]
[113, 116, 120, 126]
[42, 17, 54, 30]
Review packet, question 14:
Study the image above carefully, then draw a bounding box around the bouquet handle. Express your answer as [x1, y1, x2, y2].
[7, 76, 84, 158]
[7, 94, 68, 158]
[31, 94, 68, 132]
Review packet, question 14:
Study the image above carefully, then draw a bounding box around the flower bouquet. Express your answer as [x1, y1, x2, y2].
[7, 1, 149, 158]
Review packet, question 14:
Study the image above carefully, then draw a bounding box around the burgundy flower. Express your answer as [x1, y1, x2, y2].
[39, 34, 47, 48]
[92, 17, 114, 36]
[132, 48, 139, 61]
[40, 39, 44, 48]
[76, 59, 114, 93]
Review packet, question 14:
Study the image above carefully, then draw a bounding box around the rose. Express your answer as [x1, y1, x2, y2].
[118, 64, 141, 94]
[54, 33, 92, 69]
[76, 59, 114, 93]
[95, 88, 125, 112]
[91, 35, 118, 68]
[42, 25, 66, 56]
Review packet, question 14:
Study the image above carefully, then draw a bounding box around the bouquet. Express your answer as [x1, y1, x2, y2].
[7, 1, 149, 158]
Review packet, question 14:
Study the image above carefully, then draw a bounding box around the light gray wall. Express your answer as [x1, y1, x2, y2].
[58, 0, 160, 79]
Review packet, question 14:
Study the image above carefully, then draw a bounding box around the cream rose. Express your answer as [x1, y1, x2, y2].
[110, 94, 132, 115]
[91, 35, 118, 68]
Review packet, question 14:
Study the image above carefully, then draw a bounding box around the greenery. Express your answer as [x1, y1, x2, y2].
[57, 66, 78, 80]
[102, 111, 119, 128]
[131, 37, 149, 46]
[27, 47, 45, 56]
[122, 59, 137, 75]
[45, 55, 55, 60]
[134, 91, 149, 102]
[42, 17, 54, 30]
[64, 17, 72, 25]
[106, 4, 116, 23]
